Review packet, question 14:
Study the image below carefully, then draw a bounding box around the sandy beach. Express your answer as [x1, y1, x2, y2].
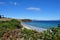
[22, 23, 47, 32]
[22, 23, 31, 29]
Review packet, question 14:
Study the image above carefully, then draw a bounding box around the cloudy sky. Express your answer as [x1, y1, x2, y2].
[0, 0, 60, 20]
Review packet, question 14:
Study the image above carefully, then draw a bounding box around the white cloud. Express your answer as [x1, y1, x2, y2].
[26, 7, 40, 11]
[14, 2, 17, 5]
[0, 2, 18, 6]
[10, 2, 18, 6]
[0, 2, 5, 5]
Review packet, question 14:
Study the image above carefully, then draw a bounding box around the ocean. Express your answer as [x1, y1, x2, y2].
[24, 20, 60, 29]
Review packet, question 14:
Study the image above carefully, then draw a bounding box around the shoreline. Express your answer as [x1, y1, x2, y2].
[21, 23, 47, 32]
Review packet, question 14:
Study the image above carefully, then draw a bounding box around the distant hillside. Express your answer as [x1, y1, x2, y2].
[0, 18, 32, 22]
[21, 19, 32, 22]
[0, 15, 32, 22]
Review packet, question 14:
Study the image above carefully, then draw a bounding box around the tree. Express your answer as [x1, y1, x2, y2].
[0, 15, 4, 18]
[0, 15, 2, 18]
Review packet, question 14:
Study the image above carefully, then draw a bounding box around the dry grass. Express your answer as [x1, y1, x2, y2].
[0, 18, 21, 21]
[0, 18, 12, 21]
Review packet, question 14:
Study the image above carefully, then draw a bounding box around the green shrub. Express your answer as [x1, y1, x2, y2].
[0, 19, 23, 38]
[21, 28, 38, 40]
[41, 25, 60, 40]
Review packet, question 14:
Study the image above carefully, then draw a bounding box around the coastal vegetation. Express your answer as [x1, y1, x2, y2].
[41, 25, 60, 40]
[0, 16, 60, 40]
[0, 18, 40, 40]
[21, 28, 40, 40]
[0, 19, 23, 39]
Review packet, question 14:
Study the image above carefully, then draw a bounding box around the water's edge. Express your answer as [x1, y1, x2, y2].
[22, 23, 47, 32]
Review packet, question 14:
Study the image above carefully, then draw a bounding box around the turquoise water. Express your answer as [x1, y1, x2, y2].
[24, 21, 60, 29]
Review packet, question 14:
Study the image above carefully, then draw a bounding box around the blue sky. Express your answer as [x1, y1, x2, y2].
[0, 0, 60, 20]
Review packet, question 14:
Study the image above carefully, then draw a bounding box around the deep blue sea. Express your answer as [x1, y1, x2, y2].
[24, 20, 60, 29]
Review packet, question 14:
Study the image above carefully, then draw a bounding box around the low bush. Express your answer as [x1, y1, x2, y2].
[0, 19, 23, 38]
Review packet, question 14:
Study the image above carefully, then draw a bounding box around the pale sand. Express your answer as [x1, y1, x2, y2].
[22, 23, 31, 29]
[21, 23, 47, 32]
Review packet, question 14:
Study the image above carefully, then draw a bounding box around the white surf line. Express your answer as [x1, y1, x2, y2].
[24, 24, 47, 32]
[22, 23, 47, 32]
